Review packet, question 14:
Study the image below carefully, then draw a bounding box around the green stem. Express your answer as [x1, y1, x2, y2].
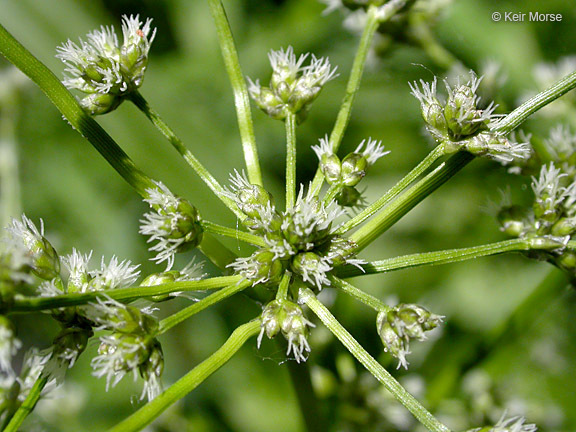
[275, 271, 291, 301]
[198, 233, 238, 270]
[158, 280, 251, 334]
[201, 220, 265, 247]
[492, 69, 576, 134]
[337, 145, 446, 234]
[409, 14, 458, 70]
[0, 23, 154, 197]
[310, 5, 381, 196]
[285, 113, 297, 209]
[128, 91, 241, 217]
[330, 276, 389, 312]
[300, 288, 451, 432]
[3, 377, 47, 432]
[323, 183, 341, 205]
[207, 0, 262, 186]
[350, 152, 474, 250]
[10, 276, 242, 313]
[337, 237, 551, 278]
[107, 320, 261, 432]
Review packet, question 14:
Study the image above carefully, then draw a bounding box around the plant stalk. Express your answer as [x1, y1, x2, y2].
[300, 288, 451, 432]
[107, 320, 261, 432]
[207, 0, 262, 186]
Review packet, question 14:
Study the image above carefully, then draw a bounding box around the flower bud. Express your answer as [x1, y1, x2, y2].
[551, 217, 576, 237]
[444, 85, 485, 139]
[236, 184, 273, 219]
[291, 252, 331, 289]
[52, 327, 93, 368]
[140, 182, 203, 266]
[228, 249, 284, 285]
[80, 92, 122, 116]
[497, 205, 530, 237]
[340, 153, 367, 187]
[323, 237, 358, 267]
[7, 216, 60, 281]
[258, 299, 314, 363]
[320, 154, 342, 185]
[377, 303, 443, 369]
[138, 338, 163, 401]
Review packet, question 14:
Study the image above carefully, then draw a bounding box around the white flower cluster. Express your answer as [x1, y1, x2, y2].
[56, 15, 155, 114]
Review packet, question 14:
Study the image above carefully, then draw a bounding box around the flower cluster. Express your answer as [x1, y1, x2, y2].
[376, 303, 443, 369]
[56, 15, 155, 114]
[139, 181, 203, 269]
[88, 298, 163, 401]
[258, 299, 315, 363]
[226, 173, 361, 290]
[248, 46, 338, 123]
[410, 72, 530, 164]
[497, 162, 576, 277]
[313, 136, 389, 208]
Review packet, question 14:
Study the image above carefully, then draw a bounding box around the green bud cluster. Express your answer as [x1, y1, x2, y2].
[248, 46, 338, 123]
[141, 182, 203, 267]
[56, 15, 155, 115]
[258, 299, 315, 363]
[228, 177, 360, 289]
[313, 137, 388, 208]
[376, 303, 443, 369]
[498, 162, 576, 278]
[410, 73, 530, 165]
[90, 298, 164, 400]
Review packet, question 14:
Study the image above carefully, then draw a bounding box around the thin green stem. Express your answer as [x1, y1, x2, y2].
[300, 288, 451, 432]
[330, 276, 389, 312]
[3, 377, 47, 432]
[337, 237, 552, 278]
[128, 91, 241, 218]
[0, 23, 154, 197]
[207, 0, 262, 186]
[322, 183, 341, 205]
[158, 280, 251, 334]
[107, 320, 261, 432]
[350, 152, 474, 250]
[285, 113, 297, 209]
[201, 220, 265, 247]
[492, 69, 576, 134]
[198, 233, 238, 270]
[409, 14, 458, 70]
[337, 145, 446, 234]
[275, 271, 291, 301]
[9, 276, 243, 313]
[310, 5, 381, 196]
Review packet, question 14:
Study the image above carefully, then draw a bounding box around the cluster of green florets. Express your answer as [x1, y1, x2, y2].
[410, 72, 530, 165]
[226, 172, 362, 290]
[56, 15, 155, 114]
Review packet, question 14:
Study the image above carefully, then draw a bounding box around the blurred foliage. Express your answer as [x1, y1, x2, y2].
[2, 0, 576, 431]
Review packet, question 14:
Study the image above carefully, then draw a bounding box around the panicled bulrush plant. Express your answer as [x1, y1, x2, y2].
[1, 1, 576, 431]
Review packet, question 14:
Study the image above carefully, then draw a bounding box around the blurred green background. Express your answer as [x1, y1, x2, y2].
[2, 0, 576, 431]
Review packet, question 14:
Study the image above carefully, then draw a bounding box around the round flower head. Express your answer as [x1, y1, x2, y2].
[140, 181, 203, 269]
[248, 46, 338, 123]
[56, 15, 156, 115]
